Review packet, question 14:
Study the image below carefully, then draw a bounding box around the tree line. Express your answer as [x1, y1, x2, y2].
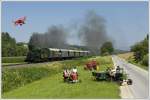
[131, 35, 149, 66]
[2, 32, 28, 57]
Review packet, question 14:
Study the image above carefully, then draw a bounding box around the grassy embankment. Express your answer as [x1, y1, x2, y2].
[2, 56, 120, 99]
[2, 56, 26, 66]
[118, 52, 148, 70]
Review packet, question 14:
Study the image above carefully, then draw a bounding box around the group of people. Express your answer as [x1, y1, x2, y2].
[106, 66, 123, 81]
[63, 65, 123, 84]
[63, 67, 78, 83]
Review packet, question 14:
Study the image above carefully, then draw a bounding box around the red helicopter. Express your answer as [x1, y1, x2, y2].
[13, 16, 26, 26]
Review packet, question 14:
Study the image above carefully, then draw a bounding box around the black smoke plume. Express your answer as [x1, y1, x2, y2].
[29, 25, 68, 50]
[28, 10, 111, 55]
[78, 10, 110, 55]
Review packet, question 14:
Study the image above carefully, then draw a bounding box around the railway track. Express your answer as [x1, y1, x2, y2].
[3, 63, 29, 67]
[2, 58, 81, 68]
[2, 62, 57, 68]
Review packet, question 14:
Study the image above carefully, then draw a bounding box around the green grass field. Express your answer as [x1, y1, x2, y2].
[2, 56, 120, 99]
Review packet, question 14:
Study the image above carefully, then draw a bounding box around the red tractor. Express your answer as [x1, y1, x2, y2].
[84, 60, 98, 70]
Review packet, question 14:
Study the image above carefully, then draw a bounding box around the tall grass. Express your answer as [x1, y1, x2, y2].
[2, 66, 62, 93]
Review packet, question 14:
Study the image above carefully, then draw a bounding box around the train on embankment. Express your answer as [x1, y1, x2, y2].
[26, 48, 90, 63]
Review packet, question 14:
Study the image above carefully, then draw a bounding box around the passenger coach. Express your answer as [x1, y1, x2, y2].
[26, 48, 90, 63]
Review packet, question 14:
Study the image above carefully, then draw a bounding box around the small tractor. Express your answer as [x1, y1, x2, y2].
[92, 66, 133, 85]
[84, 60, 99, 70]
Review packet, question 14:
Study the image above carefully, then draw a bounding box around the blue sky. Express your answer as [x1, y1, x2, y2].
[2, 1, 149, 50]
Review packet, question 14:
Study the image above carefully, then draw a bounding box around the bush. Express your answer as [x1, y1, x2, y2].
[2, 67, 61, 93]
[141, 54, 149, 66]
[2, 56, 26, 63]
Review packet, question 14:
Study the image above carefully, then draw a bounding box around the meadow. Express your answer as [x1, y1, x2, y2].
[2, 56, 120, 99]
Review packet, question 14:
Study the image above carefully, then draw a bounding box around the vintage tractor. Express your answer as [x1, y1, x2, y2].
[92, 71, 111, 81]
[84, 60, 99, 70]
[92, 66, 133, 85]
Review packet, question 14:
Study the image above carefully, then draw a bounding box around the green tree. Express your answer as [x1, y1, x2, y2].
[2, 32, 17, 57]
[2, 32, 28, 57]
[131, 35, 148, 62]
[131, 35, 149, 66]
[100, 42, 114, 55]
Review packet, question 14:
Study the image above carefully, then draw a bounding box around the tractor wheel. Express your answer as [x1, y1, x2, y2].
[127, 79, 133, 85]
[106, 77, 111, 81]
[119, 80, 123, 86]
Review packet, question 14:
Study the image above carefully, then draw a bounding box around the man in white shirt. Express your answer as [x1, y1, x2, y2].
[72, 67, 77, 73]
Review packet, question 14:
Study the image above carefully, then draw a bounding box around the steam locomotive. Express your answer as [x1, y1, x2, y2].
[26, 48, 90, 63]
